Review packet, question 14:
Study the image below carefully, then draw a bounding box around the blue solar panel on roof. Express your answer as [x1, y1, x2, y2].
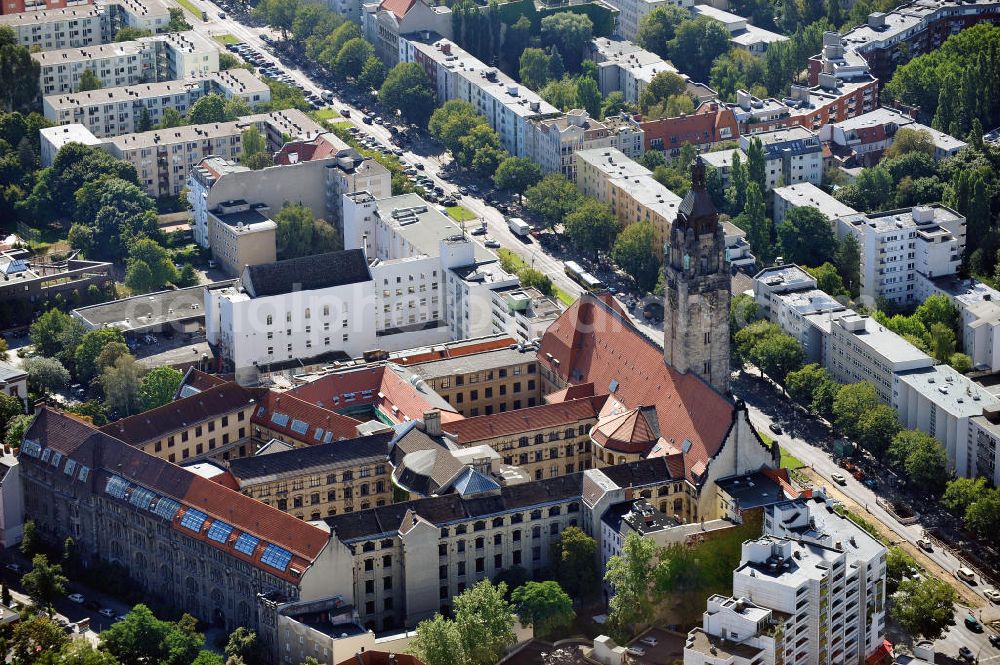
[234, 533, 260, 556]
[129, 487, 156, 509]
[152, 497, 181, 520]
[179, 508, 208, 532]
[290, 419, 308, 434]
[206, 520, 234, 544]
[271, 412, 289, 427]
[260, 543, 293, 571]
[105, 475, 129, 499]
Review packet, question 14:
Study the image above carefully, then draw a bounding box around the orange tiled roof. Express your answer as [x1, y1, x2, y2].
[380, 0, 415, 18]
[592, 405, 664, 454]
[251, 390, 361, 443]
[537, 293, 736, 483]
[442, 395, 607, 442]
[545, 382, 595, 404]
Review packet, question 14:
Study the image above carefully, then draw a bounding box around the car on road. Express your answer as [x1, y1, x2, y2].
[99, 608, 116, 618]
[862, 478, 878, 490]
[965, 614, 984, 632]
[990, 632, 1000, 647]
[639, 637, 658, 647]
[831, 472, 847, 485]
[769, 423, 782, 435]
[916, 537, 933, 552]
[470, 226, 487, 236]
[957, 567, 977, 584]
[625, 647, 644, 657]
[485, 239, 500, 248]
[5, 563, 21, 573]
[68, 593, 85, 604]
[985, 588, 1000, 603]
[959, 646, 975, 662]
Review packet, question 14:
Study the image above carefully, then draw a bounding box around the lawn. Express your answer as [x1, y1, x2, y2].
[174, 0, 204, 19]
[779, 446, 804, 470]
[446, 205, 476, 224]
[310, 108, 341, 123]
[554, 288, 575, 306]
[212, 33, 239, 44]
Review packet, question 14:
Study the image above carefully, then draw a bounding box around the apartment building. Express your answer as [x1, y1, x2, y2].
[600, 0, 693, 41]
[820, 107, 966, 167]
[835, 205, 965, 305]
[526, 109, 644, 181]
[362, 0, 451, 65]
[43, 69, 271, 138]
[204, 200, 278, 277]
[702, 126, 823, 191]
[0, 362, 27, 413]
[772, 182, 858, 226]
[228, 431, 395, 520]
[33, 30, 218, 95]
[489, 286, 562, 344]
[398, 32, 559, 157]
[0, 454, 23, 548]
[1, 0, 89, 15]
[407, 344, 541, 417]
[0, 0, 170, 50]
[588, 37, 680, 105]
[808, 0, 1000, 86]
[639, 102, 739, 155]
[969, 407, 1000, 487]
[20, 408, 349, 660]
[446, 261, 520, 341]
[687, 497, 888, 665]
[575, 147, 682, 251]
[920, 276, 1000, 373]
[101, 109, 323, 198]
[690, 5, 788, 54]
[828, 314, 933, 403]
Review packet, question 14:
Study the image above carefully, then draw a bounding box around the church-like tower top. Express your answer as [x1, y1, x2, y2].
[673, 157, 719, 237]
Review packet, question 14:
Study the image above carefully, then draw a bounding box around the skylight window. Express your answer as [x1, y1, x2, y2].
[64, 459, 77, 476]
[260, 543, 293, 571]
[50, 452, 62, 467]
[21, 441, 41, 457]
[78, 465, 90, 482]
[105, 475, 129, 499]
[234, 533, 260, 556]
[314, 428, 325, 440]
[270, 412, 289, 427]
[324, 432, 334, 443]
[206, 520, 234, 544]
[290, 419, 308, 435]
[152, 497, 181, 520]
[129, 487, 157, 510]
[179, 508, 208, 532]
[40, 448, 51, 463]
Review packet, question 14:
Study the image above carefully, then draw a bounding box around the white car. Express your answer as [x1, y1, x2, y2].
[831, 472, 847, 485]
[626, 647, 645, 657]
[99, 608, 116, 617]
[68, 593, 85, 604]
[916, 537, 933, 552]
[640, 637, 658, 647]
[984, 588, 1000, 603]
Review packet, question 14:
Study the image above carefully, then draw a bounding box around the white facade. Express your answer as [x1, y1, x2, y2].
[741, 126, 823, 191]
[0, 0, 170, 51]
[526, 110, 644, 181]
[600, 0, 693, 42]
[43, 69, 271, 138]
[772, 183, 858, 226]
[836, 205, 965, 306]
[968, 411, 1000, 487]
[918, 276, 1000, 373]
[490, 287, 562, 344]
[828, 314, 933, 404]
[587, 37, 680, 104]
[39, 122, 104, 166]
[32, 30, 219, 96]
[0, 455, 23, 549]
[819, 107, 967, 162]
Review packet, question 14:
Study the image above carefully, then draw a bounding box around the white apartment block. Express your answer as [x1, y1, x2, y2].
[920, 276, 1000, 373]
[835, 205, 965, 306]
[600, 0, 693, 42]
[969, 408, 1000, 487]
[489, 286, 562, 344]
[398, 32, 559, 158]
[0, 0, 170, 51]
[32, 30, 218, 96]
[690, 5, 788, 55]
[575, 147, 682, 250]
[702, 126, 823, 191]
[447, 261, 519, 340]
[43, 69, 271, 138]
[819, 107, 967, 163]
[587, 37, 680, 105]
[38, 121, 103, 165]
[686, 497, 888, 665]
[894, 364, 1000, 482]
[526, 109, 644, 181]
[828, 314, 933, 404]
[188, 135, 391, 251]
[772, 183, 858, 226]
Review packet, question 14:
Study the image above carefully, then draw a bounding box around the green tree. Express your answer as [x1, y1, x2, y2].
[745, 137, 766, 192]
[275, 203, 317, 259]
[804, 262, 848, 299]
[429, 100, 484, 154]
[125, 238, 178, 294]
[225, 628, 264, 665]
[334, 37, 375, 80]
[519, 48, 553, 91]
[730, 292, 761, 332]
[601, 91, 628, 118]
[965, 488, 1000, 539]
[30, 309, 85, 360]
[549, 526, 599, 599]
[667, 17, 731, 81]
[540, 77, 578, 111]
[409, 614, 465, 665]
[76, 68, 101, 92]
[785, 363, 834, 411]
[357, 56, 387, 91]
[635, 4, 689, 58]
[159, 108, 183, 129]
[887, 430, 948, 494]
[914, 294, 958, 331]
[540, 12, 593, 71]
[734, 320, 781, 371]
[855, 404, 901, 460]
[883, 127, 936, 159]
[192, 653, 224, 665]
[941, 477, 986, 514]
[834, 235, 860, 297]
[21, 554, 67, 617]
[5, 413, 33, 447]
[60, 639, 121, 665]
[949, 352, 973, 373]
[777, 206, 836, 267]
[564, 199, 619, 259]
[20, 519, 37, 557]
[10, 615, 68, 665]
[753, 331, 804, 388]
[454, 580, 515, 665]
[138, 366, 183, 411]
[885, 546, 917, 593]
[738, 183, 771, 265]
[94, 342, 131, 376]
[518, 268, 554, 296]
[241, 126, 270, 170]
[175, 263, 199, 288]
[0, 26, 41, 113]
[604, 532, 657, 643]
[102, 355, 144, 417]
[253, 0, 300, 39]
[23, 356, 70, 394]
[638, 71, 687, 115]
[493, 156, 542, 202]
[575, 77, 602, 118]
[0, 391, 20, 434]
[927, 322, 956, 363]
[832, 381, 879, 435]
[525, 173, 583, 227]
[187, 94, 226, 124]
[75, 328, 126, 383]
[612, 222, 660, 292]
[100, 605, 204, 665]
[511, 581, 575, 640]
[890, 577, 957, 640]
[114, 26, 152, 41]
[379, 62, 436, 126]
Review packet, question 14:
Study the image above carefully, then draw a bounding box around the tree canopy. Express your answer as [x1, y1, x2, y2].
[379, 62, 436, 126]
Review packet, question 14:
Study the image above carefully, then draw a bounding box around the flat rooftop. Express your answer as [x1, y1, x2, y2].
[575, 147, 651, 179]
[839, 0, 1000, 52]
[835, 314, 931, 364]
[754, 265, 816, 292]
[838, 204, 964, 233]
[108, 109, 322, 151]
[896, 365, 1000, 416]
[773, 183, 858, 219]
[407, 345, 536, 380]
[716, 471, 793, 511]
[927, 276, 1000, 308]
[0, 4, 102, 25]
[72, 281, 236, 332]
[372, 193, 494, 262]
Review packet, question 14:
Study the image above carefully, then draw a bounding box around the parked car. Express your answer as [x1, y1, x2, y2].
[831, 472, 847, 485]
[916, 537, 933, 552]
[957, 567, 977, 584]
[959, 646, 975, 662]
[985, 588, 1000, 603]
[470, 226, 487, 236]
[68, 593, 85, 604]
[626, 647, 644, 657]
[965, 614, 983, 632]
[990, 633, 1000, 648]
[485, 239, 500, 248]
[769, 423, 782, 435]
[639, 637, 658, 647]
[99, 608, 116, 618]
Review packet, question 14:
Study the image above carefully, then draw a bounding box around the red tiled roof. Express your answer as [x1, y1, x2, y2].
[592, 406, 662, 454]
[378, 366, 460, 424]
[252, 390, 361, 443]
[639, 103, 740, 151]
[101, 382, 257, 446]
[338, 652, 427, 665]
[443, 395, 607, 442]
[177, 367, 228, 396]
[537, 293, 736, 483]
[393, 336, 516, 365]
[545, 382, 595, 404]
[273, 134, 341, 165]
[380, 0, 415, 18]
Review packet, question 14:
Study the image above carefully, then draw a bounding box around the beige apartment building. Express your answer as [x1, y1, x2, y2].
[0, 0, 170, 51]
[206, 201, 278, 277]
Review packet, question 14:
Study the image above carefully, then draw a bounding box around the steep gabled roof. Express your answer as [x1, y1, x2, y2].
[537, 292, 735, 483]
[442, 395, 607, 442]
[380, 0, 416, 18]
[251, 390, 362, 444]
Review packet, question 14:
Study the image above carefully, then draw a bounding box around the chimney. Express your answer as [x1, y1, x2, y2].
[423, 410, 441, 437]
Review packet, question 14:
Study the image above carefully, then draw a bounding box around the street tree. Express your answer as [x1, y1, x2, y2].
[885, 546, 918, 593]
[454, 580, 516, 665]
[549, 526, 599, 598]
[733, 320, 781, 371]
[23, 356, 70, 394]
[752, 331, 803, 388]
[890, 577, 957, 640]
[525, 173, 582, 227]
[493, 157, 542, 202]
[10, 615, 68, 665]
[334, 37, 374, 80]
[611, 222, 660, 292]
[832, 381, 879, 436]
[777, 206, 836, 267]
[730, 292, 760, 333]
[891, 430, 948, 494]
[785, 363, 835, 411]
[21, 554, 68, 616]
[358, 56, 386, 91]
[138, 366, 183, 411]
[57, 640, 120, 665]
[564, 199, 618, 259]
[409, 614, 465, 665]
[379, 62, 436, 126]
[605, 532, 658, 643]
[429, 101, 482, 154]
[511, 581, 575, 640]
[101, 355, 145, 417]
[855, 404, 901, 460]
[965, 488, 1000, 540]
[941, 476, 987, 514]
